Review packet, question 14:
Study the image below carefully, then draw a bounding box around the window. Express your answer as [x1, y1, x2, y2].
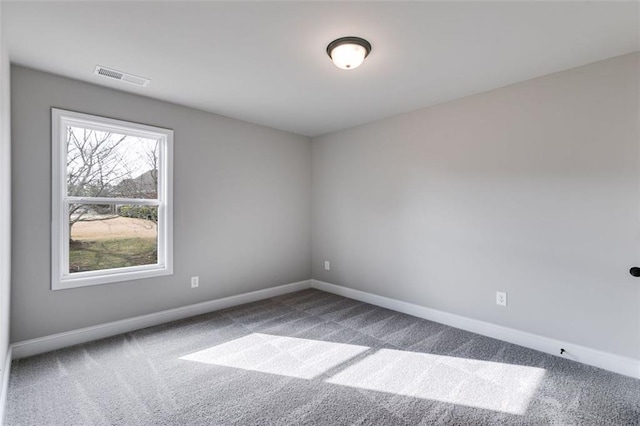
[52, 109, 173, 290]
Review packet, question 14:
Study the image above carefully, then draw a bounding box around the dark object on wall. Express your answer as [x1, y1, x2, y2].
[629, 267, 640, 277]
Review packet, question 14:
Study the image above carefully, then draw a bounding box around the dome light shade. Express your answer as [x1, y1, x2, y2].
[326, 37, 372, 70]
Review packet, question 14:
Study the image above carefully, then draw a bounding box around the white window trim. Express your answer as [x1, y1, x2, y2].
[51, 108, 173, 290]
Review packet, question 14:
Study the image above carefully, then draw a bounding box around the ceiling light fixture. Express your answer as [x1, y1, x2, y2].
[326, 37, 372, 70]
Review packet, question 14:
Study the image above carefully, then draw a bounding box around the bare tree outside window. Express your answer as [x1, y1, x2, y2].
[65, 126, 160, 273]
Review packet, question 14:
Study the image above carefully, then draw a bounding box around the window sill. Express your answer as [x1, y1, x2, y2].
[53, 265, 173, 290]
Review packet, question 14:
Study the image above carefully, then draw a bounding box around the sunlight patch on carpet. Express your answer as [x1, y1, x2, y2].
[325, 347, 545, 415]
[181, 333, 545, 415]
[180, 333, 369, 380]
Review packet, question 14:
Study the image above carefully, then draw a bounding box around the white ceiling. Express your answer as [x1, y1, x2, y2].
[4, 1, 639, 137]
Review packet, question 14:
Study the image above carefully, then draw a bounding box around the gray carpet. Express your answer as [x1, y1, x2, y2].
[5, 289, 640, 425]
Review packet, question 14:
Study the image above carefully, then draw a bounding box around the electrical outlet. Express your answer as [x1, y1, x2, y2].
[324, 261, 330, 271]
[496, 291, 507, 307]
[191, 276, 199, 288]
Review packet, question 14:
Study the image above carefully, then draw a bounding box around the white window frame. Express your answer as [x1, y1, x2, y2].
[51, 108, 173, 290]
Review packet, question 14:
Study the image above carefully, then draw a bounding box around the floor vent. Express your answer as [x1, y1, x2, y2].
[94, 66, 150, 87]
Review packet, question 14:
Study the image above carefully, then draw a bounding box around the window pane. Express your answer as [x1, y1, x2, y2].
[66, 126, 159, 199]
[69, 204, 158, 273]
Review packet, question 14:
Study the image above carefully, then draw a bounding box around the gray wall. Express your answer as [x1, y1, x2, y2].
[312, 53, 640, 359]
[1, 2, 12, 384]
[11, 66, 312, 342]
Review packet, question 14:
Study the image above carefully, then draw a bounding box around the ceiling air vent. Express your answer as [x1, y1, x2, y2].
[93, 66, 150, 87]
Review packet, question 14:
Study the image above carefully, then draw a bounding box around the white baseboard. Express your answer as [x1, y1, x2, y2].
[11, 280, 312, 360]
[0, 346, 11, 426]
[9, 278, 639, 379]
[311, 279, 640, 379]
